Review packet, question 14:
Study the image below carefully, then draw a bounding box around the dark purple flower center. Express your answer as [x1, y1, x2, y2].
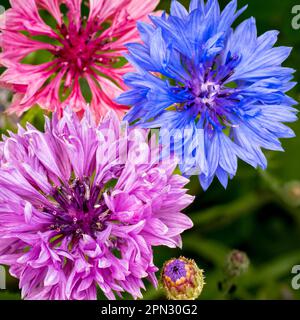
[43, 177, 115, 240]
[164, 259, 187, 282]
[191, 81, 222, 106]
[174, 54, 240, 129]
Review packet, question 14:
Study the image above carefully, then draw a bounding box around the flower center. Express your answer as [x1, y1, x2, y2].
[173, 54, 240, 129]
[165, 259, 187, 282]
[53, 22, 103, 75]
[191, 80, 222, 107]
[43, 177, 111, 239]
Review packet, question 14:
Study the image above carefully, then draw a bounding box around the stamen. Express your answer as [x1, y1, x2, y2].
[45, 177, 111, 239]
[174, 61, 239, 131]
[220, 70, 234, 84]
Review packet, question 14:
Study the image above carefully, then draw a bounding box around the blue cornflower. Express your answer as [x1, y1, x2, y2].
[117, 0, 298, 190]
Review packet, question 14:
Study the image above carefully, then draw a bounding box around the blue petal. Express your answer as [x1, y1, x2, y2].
[137, 21, 156, 44]
[216, 167, 229, 189]
[171, 0, 189, 18]
[189, 0, 205, 12]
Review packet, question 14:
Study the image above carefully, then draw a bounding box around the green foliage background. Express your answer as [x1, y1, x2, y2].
[1, 0, 300, 300]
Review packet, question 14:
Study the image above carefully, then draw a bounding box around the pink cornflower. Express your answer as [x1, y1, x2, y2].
[0, 0, 158, 119]
[0, 108, 193, 300]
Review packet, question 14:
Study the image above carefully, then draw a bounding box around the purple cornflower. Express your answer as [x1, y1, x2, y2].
[0, 108, 193, 300]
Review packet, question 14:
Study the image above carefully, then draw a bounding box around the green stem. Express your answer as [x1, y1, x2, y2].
[239, 250, 300, 288]
[190, 192, 270, 230]
[259, 170, 300, 225]
[183, 236, 229, 266]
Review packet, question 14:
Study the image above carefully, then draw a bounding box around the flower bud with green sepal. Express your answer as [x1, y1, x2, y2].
[161, 256, 205, 300]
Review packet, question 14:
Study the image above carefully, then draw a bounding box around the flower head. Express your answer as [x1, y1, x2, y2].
[0, 0, 158, 119]
[224, 250, 249, 278]
[117, 0, 298, 190]
[161, 256, 204, 300]
[283, 181, 300, 207]
[0, 108, 193, 300]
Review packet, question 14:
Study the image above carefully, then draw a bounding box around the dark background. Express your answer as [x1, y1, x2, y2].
[1, 0, 300, 300]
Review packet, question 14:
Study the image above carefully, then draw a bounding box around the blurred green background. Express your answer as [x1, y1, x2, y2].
[1, 0, 300, 300]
